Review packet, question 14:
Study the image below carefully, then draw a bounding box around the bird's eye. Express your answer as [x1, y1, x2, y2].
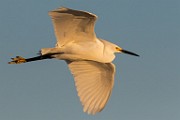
[115, 47, 121, 51]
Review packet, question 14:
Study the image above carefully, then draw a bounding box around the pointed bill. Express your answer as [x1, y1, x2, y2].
[121, 49, 139, 57]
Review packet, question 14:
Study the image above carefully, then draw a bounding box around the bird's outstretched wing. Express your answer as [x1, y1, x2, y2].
[49, 7, 97, 47]
[67, 60, 115, 115]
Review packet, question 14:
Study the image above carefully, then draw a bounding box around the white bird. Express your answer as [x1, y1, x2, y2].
[9, 7, 139, 115]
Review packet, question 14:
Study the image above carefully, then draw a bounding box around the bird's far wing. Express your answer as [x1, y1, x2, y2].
[49, 7, 97, 47]
[67, 60, 115, 115]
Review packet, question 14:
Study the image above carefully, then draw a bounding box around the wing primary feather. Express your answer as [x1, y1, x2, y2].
[77, 78, 101, 105]
[80, 79, 103, 106]
[83, 82, 104, 113]
[87, 85, 108, 114]
[88, 78, 113, 114]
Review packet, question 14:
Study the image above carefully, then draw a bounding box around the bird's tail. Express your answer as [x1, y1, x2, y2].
[40, 48, 59, 55]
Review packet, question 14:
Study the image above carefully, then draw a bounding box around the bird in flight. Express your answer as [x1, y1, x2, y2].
[9, 7, 139, 115]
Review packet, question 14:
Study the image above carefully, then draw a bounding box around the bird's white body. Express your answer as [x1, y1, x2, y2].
[9, 7, 139, 115]
[41, 39, 116, 63]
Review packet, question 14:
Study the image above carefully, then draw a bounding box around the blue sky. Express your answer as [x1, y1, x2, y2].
[0, 0, 180, 120]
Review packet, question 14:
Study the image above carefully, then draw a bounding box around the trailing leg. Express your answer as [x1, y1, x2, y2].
[8, 54, 52, 64]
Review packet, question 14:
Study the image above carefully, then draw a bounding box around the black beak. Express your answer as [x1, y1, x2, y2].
[121, 49, 139, 57]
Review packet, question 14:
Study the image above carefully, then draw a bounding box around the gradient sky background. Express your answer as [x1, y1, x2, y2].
[0, 0, 180, 120]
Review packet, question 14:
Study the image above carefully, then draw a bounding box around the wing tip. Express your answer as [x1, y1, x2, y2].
[48, 6, 98, 19]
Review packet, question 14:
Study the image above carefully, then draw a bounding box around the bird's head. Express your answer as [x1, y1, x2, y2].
[115, 46, 139, 57]
[100, 39, 139, 57]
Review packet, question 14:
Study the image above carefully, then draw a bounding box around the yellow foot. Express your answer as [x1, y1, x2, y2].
[8, 56, 26, 64]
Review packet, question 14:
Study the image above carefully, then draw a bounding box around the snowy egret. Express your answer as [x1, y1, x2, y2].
[9, 7, 139, 115]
